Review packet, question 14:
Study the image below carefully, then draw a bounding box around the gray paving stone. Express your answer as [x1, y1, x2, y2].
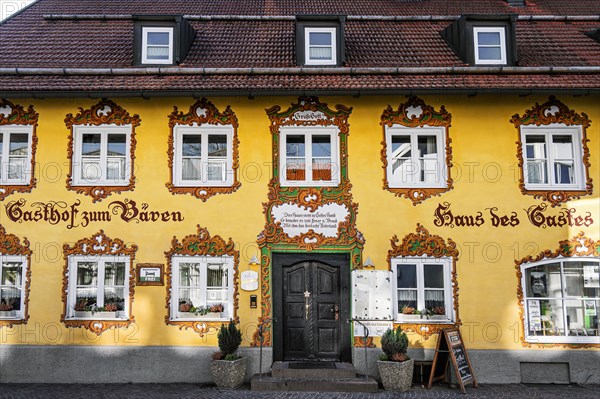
[0, 383, 599, 399]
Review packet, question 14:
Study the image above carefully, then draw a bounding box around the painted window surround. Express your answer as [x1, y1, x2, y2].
[172, 125, 234, 187]
[279, 126, 341, 187]
[169, 255, 234, 322]
[0, 226, 32, 329]
[391, 256, 454, 324]
[520, 257, 599, 345]
[384, 125, 447, 189]
[511, 96, 593, 207]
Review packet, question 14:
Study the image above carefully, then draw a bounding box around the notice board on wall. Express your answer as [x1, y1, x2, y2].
[427, 327, 477, 394]
[351, 270, 392, 320]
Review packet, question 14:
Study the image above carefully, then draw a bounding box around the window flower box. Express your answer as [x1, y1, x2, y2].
[0, 310, 16, 318]
[400, 314, 422, 321]
[179, 311, 222, 319]
[73, 311, 117, 319]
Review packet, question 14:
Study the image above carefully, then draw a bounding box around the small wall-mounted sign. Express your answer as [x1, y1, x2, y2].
[241, 270, 259, 291]
[136, 263, 164, 286]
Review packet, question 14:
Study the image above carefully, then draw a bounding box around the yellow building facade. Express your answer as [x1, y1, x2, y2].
[0, 93, 598, 383]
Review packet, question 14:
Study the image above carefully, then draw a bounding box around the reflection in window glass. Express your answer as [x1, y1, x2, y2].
[524, 260, 599, 339]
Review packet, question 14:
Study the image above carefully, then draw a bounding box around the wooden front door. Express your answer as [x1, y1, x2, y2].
[273, 253, 350, 362]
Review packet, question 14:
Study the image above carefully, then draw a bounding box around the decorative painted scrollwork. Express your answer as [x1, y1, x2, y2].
[380, 96, 453, 205]
[353, 336, 376, 348]
[510, 96, 593, 207]
[61, 230, 137, 335]
[0, 99, 38, 201]
[388, 224, 461, 334]
[397, 323, 455, 340]
[255, 97, 364, 347]
[164, 226, 240, 336]
[65, 99, 140, 202]
[166, 98, 241, 201]
[0, 226, 32, 328]
[515, 232, 600, 349]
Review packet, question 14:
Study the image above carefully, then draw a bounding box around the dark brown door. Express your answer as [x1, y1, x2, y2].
[282, 261, 341, 361]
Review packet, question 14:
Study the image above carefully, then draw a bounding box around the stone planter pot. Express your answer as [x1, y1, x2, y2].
[378, 359, 414, 392]
[0, 310, 16, 318]
[211, 357, 247, 388]
[401, 314, 422, 320]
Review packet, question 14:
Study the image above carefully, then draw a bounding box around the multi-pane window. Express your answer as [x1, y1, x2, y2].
[522, 259, 599, 343]
[72, 126, 130, 185]
[0, 126, 32, 185]
[385, 126, 446, 187]
[392, 257, 453, 322]
[173, 126, 233, 186]
[305, 27, 337, 65]
[521, 127, 584, 189]
[170, 256, 234, 320]
[141, 27, 173, 64]
[66, 256, 130, 320]
[0, 255, 27, 319]
[280, 127, 339, 186]
[473, 27, 506, 65]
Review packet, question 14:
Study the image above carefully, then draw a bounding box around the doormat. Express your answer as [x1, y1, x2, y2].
[289, 362, 336, 369]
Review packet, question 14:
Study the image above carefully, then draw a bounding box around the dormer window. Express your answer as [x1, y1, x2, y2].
[473, 27, 506, 65]
[133, 16, 196, 66]
[305, 27, 337, 65]
[441, 15, 516, 66]
[296, 15, 345, 67]
[141, 27, 173, 64]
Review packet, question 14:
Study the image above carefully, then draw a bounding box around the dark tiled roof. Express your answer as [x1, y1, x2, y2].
[0, 0, 599, 94]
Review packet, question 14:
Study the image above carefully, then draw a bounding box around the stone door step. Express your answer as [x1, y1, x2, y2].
[271, 361, 357, 378]
[250, 373, 379, 393]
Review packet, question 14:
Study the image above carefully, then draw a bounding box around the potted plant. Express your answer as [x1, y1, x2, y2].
[211, 320, 246, 388]
[179, 302, 224, 319]
[0, 302, 15, 318]
[377, 326, 414, 392]
[73, 299, 94, 318]
[400, 305, 421, 320]
[93, 303, 118, 319]
[428, 306, 446, 320]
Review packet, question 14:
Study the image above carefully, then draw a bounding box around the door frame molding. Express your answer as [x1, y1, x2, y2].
[272, 252, 351, 362]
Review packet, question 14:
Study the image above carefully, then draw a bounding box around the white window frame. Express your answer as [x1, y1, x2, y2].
[521, 257, 600, 344]
[473, 26, 507, 65]
[170, 255, 234, 321]
[0, 254, 28, 320]
[172, 125, 234, 187]
[304, 27, 337, 66]
[141, 27, 174, 65]
[0, 125, 33, 185]
[385, 125, 447, 188]
[71, 125, 131, 186]
[66, 255, 131, 320]
[391, 256, 453, 323]
[279, 126, 340, 187]
[520, 125, 585, 190]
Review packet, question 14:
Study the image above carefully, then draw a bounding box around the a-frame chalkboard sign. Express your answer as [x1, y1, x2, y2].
[427, 327, 477, 394]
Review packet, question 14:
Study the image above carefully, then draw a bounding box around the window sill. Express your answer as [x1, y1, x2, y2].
[71, 182, 130, 187]
[0, 310, 20, 319]
[396, 316, 452, 323]
[525, 335, 600, 345]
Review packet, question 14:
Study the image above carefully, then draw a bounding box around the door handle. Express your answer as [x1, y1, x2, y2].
[331, 304, 339, 320]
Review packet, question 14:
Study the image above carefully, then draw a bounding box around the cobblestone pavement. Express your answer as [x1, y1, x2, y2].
[1, 383, 599, 399]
